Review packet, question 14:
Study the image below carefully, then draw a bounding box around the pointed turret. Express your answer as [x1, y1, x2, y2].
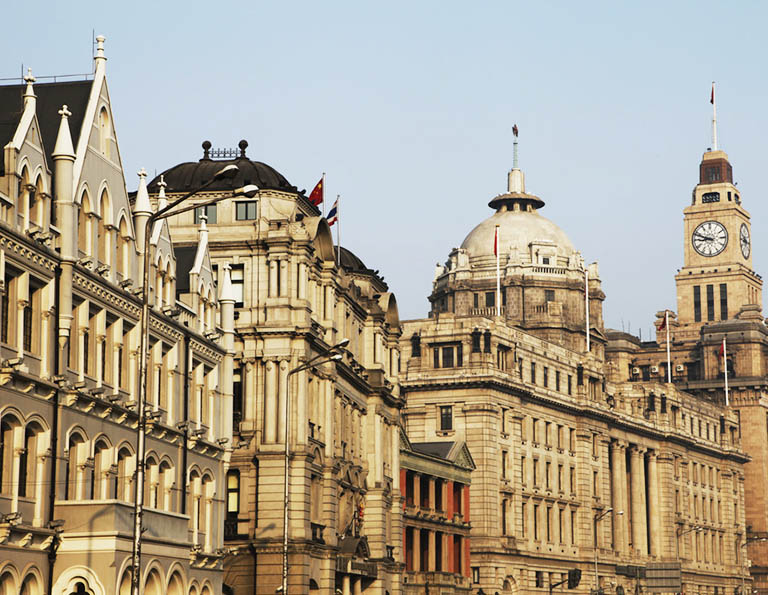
[134, 168, 152, 261]
[218, 263, 236, 444]
[191, 216, 209, 275]
[150, 176, 167, 243]
[489, 126, 544, 212]
[22, 68, 36, 109]
[219, 263, 236, 304]
[53, 106, 76, 261]
[94, 35, 107, 73]
[52, 105, 75, 161]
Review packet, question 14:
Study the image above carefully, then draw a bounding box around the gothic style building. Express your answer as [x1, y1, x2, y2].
[0, 39, 234, 595]
[401, 144, 749, 595]
[155, 145, 406, 595]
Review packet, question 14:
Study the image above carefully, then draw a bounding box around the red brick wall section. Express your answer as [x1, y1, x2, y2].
[446, 480, 455, 517]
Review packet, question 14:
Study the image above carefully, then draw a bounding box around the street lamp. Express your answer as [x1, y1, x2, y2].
[740, 535, 768, 595]
[675, 524, 702, 560]
[594, 508, 622, 594]
[280, 338, 350, 595]
[131, 164, 258, 595]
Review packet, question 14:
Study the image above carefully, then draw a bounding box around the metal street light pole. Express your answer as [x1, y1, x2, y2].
[280, 338, 349, 595]
[130, 164, 257, 595]
[594, 508, 621, 595]
[740, 536, 768, 595]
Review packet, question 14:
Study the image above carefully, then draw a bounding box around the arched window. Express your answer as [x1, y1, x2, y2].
[188, 470, 201, 543]
[65, 433, 86, 500]
[91, 440, 109, 500]
[116, 446, 133, 501]
[116, 216, 130, 281]
[159, 460, 174, 512]
[0, 569, 17, 595]
[98, 189, 111, 267]
[78, 191, 92, 258]
[145, 456, 159, 508]
[99, 107, 111, 159]
[18, 425, 38, 498]
[167, 572, 184, 595]
[0, 417, 16, 494]
[144, 570, 162, 595]
[31, 175, 44, 228]
[201, 474, 214, 551]
[20, 572, 41, 595]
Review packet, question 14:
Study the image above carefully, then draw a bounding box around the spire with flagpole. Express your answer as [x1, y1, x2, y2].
[711, 82, 718, 151]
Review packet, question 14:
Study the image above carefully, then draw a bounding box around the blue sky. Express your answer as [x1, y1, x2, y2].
[5, 1, 768, 336]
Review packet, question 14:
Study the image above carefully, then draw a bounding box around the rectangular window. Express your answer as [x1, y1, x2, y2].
[472, 567, 480, 584]
[440, 406, 453, 431]
[694, 285, 702, 322]
[231, 264, 245, 306]
[545, 461, 551, 488]
[570, 467, 576, 494]
[543, 366, 549, 387]
[502, 450, 508, 479]
[521, 502, 526, 536]
[533, 458, 539, 485]
[485, 292, 495, 308]
[473, 293, 479, 308]
[556, 371, 561, 392]
[530, 361, 536, 384]
[521, 456, 526, 483]
[22, 302, 32, 352]
[593, 470, 599, 497]
[457, 343, 463, 366]
[0, 287, 8, 344]
[706, 284, 715, 321]
[442, 346, 454, 368]
[545, 289, 555, 302]
[433, 347, 440, 368]
[571, 510, 576, 544]
[533, 505, 540, 540]
[235, 201, 258, 220]
[194, 204, 217, 224]
[567, 375, 572, 395]
[720, 283, 728, 320]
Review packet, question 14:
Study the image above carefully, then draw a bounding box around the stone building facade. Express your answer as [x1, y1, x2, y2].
[156, 146, 405, 595]
[606, 144, 768, 593]
[0, 40, 234, 595]
[400, 433, 474, 594]
[401, 152, 749, 595]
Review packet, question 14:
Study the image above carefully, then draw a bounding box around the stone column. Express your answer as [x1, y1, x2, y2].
[264, 360, 277, 442]
[647, 450, 662, 557]
[630, 445, 647, 555]
[610, 441, 627, 553]
[279, 260, 288, 297]
[268, 260, 277, 297]
[342, 575, 351, 595]
[278, 360, 288, 443]
[413, 528, 421, 571]
[428, 530, 436, 570]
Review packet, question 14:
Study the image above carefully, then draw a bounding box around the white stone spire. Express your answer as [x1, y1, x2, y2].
[23, 68, 36, 107]
[157, 175, 168, 211]
[94, 35, 107, 65]
[191, 216, 209, 275]
[134, 168, 152, 215]
[219, 263, 236, 303]
[52, 105, 75, 159]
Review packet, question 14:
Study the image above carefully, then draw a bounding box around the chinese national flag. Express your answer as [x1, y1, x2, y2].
[309, 177, 323, 206]
[494, 226, 499, 256]
[718, 338, 725, 357]
[710, 83, 715, 105]
[658, 311, 667, 332]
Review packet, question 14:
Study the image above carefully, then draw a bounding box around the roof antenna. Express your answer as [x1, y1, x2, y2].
[512, 124, 519, 169]
[711, 81, 718, 151]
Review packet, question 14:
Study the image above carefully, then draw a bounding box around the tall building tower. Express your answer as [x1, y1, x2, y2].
[674, 147, 762, 338]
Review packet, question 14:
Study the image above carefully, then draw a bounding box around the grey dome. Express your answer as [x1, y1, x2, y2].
[461, 208, 576, 259]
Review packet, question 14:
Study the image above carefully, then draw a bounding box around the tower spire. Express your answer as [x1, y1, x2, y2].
[507, 124, 525, 194]
[512, 124, 519, 169]
[711, 81, 718, 151]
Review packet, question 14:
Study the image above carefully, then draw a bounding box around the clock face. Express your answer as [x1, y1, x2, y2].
[741, 223, 751, 258]
[692, 221, 728, 257]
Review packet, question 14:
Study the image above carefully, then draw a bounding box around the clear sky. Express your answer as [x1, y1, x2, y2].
[5, 1, 768, 336]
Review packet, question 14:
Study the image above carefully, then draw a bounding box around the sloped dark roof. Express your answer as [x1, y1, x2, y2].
[147, 141, 298, 195]
[0, 80, 92, 176]
[412, 441, 455, 460]
[336, 246, 369, 273]
[174, 245, 197, 295]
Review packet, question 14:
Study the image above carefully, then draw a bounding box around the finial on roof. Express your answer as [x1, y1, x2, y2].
[199, 214, 208, 231]
[52, 105, 75, 159]
[95, 35, 106, 61]
[507, 124, 525, 194]
[134, 168, 152, 215]
[238, 139, 248, 158]
[157, 175, 168, 210]
[219, 263, 236, 303]
[23, 68, 36, 104]
[202, 140, 212, 161]
[512, 124, 519, 169]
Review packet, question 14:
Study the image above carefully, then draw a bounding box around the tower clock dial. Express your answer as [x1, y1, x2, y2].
[740, 223, 751, 258]
[692, 221, 728, 257]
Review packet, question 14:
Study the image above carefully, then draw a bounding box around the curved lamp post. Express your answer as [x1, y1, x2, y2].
[593, 508, 621, 594]
[131, 164, 258, 595]
[280, 338, 350, 594]
[740, 535, 768, 595]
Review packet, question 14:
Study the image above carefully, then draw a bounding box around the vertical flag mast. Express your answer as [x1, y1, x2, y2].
[322, 172, 326, 217]
[494, 225, 501, 317]
[585, 267, 590, 353]
[665, 310, 671, 383]
[711, 82, 718, 151]
[335, 195, 340, 266]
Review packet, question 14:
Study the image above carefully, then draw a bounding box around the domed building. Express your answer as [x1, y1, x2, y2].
[400, 144, 746, 595]
[429, 159, 605, 354]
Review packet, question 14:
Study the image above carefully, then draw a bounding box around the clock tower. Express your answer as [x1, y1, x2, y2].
[675, 148, 762, 329]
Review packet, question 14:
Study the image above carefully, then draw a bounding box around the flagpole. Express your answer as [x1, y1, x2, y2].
[724, 336, 729, 407]
[335, 194, 340, 267]
[495, 225, 501, 317]
[585, 267, 590, 353]
[712, 82, 718, 151]
[322, 172, 326, 217]
[665, 310, 672, 383]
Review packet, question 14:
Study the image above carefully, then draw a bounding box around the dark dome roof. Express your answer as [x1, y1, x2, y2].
[335, 246, 389, 290]
[147, 140, 298, 194]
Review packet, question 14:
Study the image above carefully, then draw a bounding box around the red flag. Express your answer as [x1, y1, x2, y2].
[718, 338, 725, 357]
[658, 311, 667, 332]
[513, 124, 519, 137]
[309, 177, 323, 206]
[494, 226, 499, 256]
[710, 83, 715, 105]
